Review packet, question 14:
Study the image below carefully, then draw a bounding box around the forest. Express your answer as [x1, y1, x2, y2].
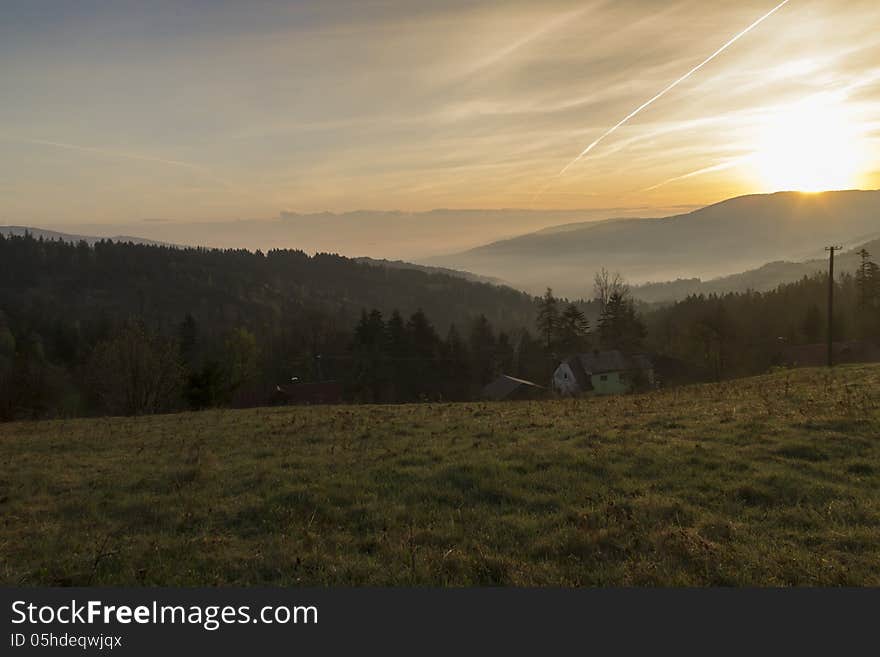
[1, 233, 879, 420]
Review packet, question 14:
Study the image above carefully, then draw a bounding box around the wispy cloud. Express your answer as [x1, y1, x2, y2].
[555, 0, 792, 177]
[1, 0, 879, 223]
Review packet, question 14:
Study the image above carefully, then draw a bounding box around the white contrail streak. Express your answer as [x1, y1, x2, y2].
[0, 134, 266, 202]
[556, 0, 791, 177]
[640, 156, 747, 192]
[0, 135, 209, 172]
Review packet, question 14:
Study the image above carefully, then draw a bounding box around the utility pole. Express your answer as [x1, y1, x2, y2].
[825, 245, 842, 367]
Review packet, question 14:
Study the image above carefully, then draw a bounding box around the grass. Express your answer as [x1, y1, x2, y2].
[1, 364, 879, 586]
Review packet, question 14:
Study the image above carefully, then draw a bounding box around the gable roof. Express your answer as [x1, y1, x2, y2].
[562, 356, 591, 390]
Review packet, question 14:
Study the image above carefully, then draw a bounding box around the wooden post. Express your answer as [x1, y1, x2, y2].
[825, 246, 842, 367]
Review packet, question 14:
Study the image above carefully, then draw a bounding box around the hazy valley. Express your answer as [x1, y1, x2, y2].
[426, 190, 880, 298]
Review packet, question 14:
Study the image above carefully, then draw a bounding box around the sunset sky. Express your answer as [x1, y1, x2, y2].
[2, 0, 880, 224]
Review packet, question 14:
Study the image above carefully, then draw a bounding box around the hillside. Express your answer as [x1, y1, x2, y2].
[2, 225, 507, 289]
[34, 206, 687, 262]
[427, 190, 880, 297]
[352, 257, 505, 286]
[0, 233, 536, 339]
[633, 238, 880, 303]
[2, 364, 879, 586]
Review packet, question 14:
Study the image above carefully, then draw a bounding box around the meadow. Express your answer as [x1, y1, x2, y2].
[1, 365, 879, 586]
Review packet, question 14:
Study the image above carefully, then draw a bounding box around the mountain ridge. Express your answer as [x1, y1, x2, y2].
[425, 190, 880, 297]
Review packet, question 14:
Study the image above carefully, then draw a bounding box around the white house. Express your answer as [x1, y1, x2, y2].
[553, 350, 653, 396]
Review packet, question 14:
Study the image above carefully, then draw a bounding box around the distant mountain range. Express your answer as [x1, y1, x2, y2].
[0, 225, 172, 247]
[632, 237, 880, 303]
[0, 225, 507, 289]
[425, 190, 880, 298]
[31, 206, 696, 262]
[9, 190, 880, 305]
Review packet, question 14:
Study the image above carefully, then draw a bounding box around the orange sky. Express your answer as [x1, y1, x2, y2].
[2, 0, 879, 224]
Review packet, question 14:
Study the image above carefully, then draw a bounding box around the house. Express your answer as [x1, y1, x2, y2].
[553, 350, 654, 396]
[481, 375, 546, 401]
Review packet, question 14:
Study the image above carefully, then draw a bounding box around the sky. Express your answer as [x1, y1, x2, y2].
[2, 0, 880, 225]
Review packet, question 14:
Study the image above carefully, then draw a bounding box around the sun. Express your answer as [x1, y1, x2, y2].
[751, 95, 868, 193]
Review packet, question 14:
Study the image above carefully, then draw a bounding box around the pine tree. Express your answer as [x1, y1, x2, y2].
[441, 324, 470, 400]
[469, 314, 497, 384]
[854, 249, 880, 338]
[536, 288, 559, 350]
[598, 293, 645, 352]
[495, 331, 515, 376]
[406, 309, 440, 400]
[178, 313, 198, 367]
[856, 249, 876, 307]
[557, 303, 590, 353]
[802, 303, 823, 343]
[351, 309, 387, 402]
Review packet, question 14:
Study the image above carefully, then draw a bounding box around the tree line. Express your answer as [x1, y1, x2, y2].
[2, 233, 879, 419]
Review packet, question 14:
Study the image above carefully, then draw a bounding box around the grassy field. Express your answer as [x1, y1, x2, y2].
[1, 365, 879, 586]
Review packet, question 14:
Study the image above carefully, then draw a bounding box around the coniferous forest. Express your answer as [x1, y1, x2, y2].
[1, 232, 879, 420]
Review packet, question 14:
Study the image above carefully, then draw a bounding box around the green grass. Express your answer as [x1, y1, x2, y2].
[2, 365, 880, 586]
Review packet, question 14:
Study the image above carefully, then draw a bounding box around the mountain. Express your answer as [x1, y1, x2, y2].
[425, 191, 880, 298]
[0, 225, 173, 247]
[632, 237, 880, 303]
[0, 232, 538, 341]
[35, 204, 698, 262]
[2, 224, 508, 288]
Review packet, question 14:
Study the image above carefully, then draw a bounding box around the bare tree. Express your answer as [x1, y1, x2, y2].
[87, 322, 184, 415]
[593, 268, 629, 309]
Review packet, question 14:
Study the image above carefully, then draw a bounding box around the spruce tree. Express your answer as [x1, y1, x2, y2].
[536, 288, 560, 350]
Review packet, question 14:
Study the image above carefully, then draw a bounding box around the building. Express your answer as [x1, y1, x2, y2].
[553, 350, 654, 396]
[481, 375, 546, 401]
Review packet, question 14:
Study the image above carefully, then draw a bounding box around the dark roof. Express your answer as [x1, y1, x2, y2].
[481, 375, 545, 401]
[562, 356, 591, 390]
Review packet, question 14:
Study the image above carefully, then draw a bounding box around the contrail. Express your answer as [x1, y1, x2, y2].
[0, 134, 265, 202]
[0, 135, 209, 172]
[640, 156, 748, 192]
[556, 0, 791, 178]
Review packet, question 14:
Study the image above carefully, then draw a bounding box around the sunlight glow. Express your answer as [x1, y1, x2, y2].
[751, 95, 868, 193]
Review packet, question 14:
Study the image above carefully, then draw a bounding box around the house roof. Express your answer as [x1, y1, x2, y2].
[562, 356, 591, 390]
[481, 374, 545, 401]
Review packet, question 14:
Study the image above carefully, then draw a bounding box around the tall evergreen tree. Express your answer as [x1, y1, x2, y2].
[469, 314, 498, 385]
[406, 309, 440, 400]
[802, 303, 823, 343]
[856, 249, 877, 307]
[557, 303, 590, 353]
[441, 324, 471, 400]
[536, 288, 560, 350]
[351, 309, 388, 402]
[598, 293, 645, 352]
